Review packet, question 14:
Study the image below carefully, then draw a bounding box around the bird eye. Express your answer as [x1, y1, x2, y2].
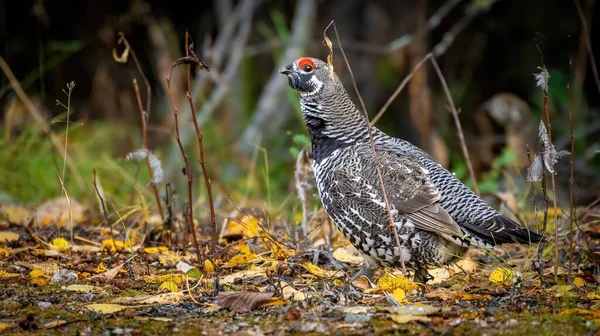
[297, 58, 316, 73]
[302, 64, 313, 72]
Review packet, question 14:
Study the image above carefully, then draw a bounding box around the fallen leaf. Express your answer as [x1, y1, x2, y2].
[0, 322, 9, 332]
[0, 247, 8, 257]
[457, 292, 491, 301]
[390, 314, 432, 323]
[262, 298, 288, 307]
[385, 305, 440, 315]
[223, 242, 256, 268]
[559, 308, 600, 319]
[89, 263, 123, 281]
[141, 274, 184, 284]
[302, 263, 342, 278]
[49, 238, 70, 251]
[204, 259, 215, 273]
[42, 319, 68, 329]
[159, 281, 178, 293]
[0, 231, 19, 243]
[0, 270, 20, 278]
[112, 292, 184, 304]
[101, 239, 132, 252]
[84, 303, 130, 314]
[332, 246, 363, 265]
[223, 215, 261, 239]
[489, 267, 515, 285]
[176, 261, 203, 280]
[202, 303, 223, 313]
[143, 246, 169, 254]
[426, 268, 450, 285]
[280, 281, 306, 301]
[451, 258, 479, 273]
[573, 277, 585, 287]
[338, 306, 371, 314]
[63, 284, 103, 292]
[30, 269, 45, 278]
[216, 291, 274, 313]
[587, 292, 600, 300]
[220, 269, 266, 285]
[424, 288, 458, 301]
[95, 262, 107, 273]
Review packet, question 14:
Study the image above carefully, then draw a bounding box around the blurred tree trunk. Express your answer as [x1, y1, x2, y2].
[408, 0, 433, 154]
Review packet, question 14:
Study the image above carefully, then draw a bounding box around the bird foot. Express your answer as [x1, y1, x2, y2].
[413, 268, 433, 284]
[350, 264, 377, 283]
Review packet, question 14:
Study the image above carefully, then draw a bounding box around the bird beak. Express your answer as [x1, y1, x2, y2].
[278, 64, 293, 75]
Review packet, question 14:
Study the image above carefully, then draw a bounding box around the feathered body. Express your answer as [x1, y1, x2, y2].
[280, 58, 541, 280]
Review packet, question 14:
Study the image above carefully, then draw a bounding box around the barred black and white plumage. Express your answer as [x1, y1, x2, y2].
[280, 57, 542, 282]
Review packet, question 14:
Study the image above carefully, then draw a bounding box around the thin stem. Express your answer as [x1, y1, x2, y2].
[185, 32, 218, 257]
[133, 79, 165, 218]
[567, 74, 575, 281]
[93, 168, 116, 254]
[166, 76, 202, 264]
[325, 21, 407, 275]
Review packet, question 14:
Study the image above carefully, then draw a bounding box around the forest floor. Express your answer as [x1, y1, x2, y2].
[0, 197, 599, 336]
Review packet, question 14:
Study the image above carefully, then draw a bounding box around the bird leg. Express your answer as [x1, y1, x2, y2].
[413, 266, 433, 284]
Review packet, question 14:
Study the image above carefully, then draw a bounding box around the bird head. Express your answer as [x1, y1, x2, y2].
[279, 57, 333, 96]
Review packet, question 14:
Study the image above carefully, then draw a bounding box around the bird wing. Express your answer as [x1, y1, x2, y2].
[333, 149, 463, 240]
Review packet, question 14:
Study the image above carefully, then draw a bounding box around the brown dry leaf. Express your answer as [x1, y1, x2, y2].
[332, 245, 363, 265]
[89, 262, 123, 281]
[390, 314, 432, 324]
[84, 303, 131, 314]
[338, 306, 371, 314]
[424, 288, 459, 301]
[0, 231, 19, 243]
[70, 245, 102, 253]
[451, 258, 479, 273]
[216, 291, 274, 313]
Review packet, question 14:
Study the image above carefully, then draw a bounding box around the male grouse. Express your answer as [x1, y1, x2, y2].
[279, 57, 542, 282]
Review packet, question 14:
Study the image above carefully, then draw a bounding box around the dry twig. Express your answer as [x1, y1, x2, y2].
[324, 21, 407, 275]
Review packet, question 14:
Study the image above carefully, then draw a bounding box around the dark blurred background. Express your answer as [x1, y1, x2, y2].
[1, 0, 599, 212]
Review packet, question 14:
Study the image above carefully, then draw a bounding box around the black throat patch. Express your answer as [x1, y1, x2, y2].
[304, 115, 352, 164]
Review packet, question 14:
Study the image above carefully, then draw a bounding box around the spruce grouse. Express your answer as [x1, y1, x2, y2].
[280, 57, 542, 282]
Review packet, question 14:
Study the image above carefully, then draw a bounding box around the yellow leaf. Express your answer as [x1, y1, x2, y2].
[0, 270, 19, 278]
[0, 247, 8, 257]
[158, 251, 182, 267]
[391, 288, 408, 304]
[85, 303, 129, 314]
[223, 242, 255, 268]
[112, 292, 184, 305]
[50, 238, 70, 251]
[368, 273, 419, 293]
[95, 262, 107, 273]
[587, 292, 600, 300]
[143, 246, 169, 254]
[31, 277, 48, 286]
[262, 298, 288, 307]
[301, 263, 342, 279]
[489, 267, 515, 285]
[332, 279, 345, 287]
[457, 292, 491, 301]
[223, 215, 261, 238]
[0, 322, 9, 332]
[30, 269, 45, 278]
[101, 239, 132, 252]
[159, 281, 178, 293]
[0, 231, 19, 243]
[573, 277, 585, 287]
[204, 259, 215, 273]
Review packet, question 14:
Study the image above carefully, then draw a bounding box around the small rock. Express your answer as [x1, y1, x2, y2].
[344, 313, 371, 324]
[507, 318, 518, 327]
[51, 269, 78, 284]
[82, 292, 95, 302]
[37, 301, 52, 309]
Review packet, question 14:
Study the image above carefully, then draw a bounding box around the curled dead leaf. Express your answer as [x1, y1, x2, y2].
[216, 291, 274, 313]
